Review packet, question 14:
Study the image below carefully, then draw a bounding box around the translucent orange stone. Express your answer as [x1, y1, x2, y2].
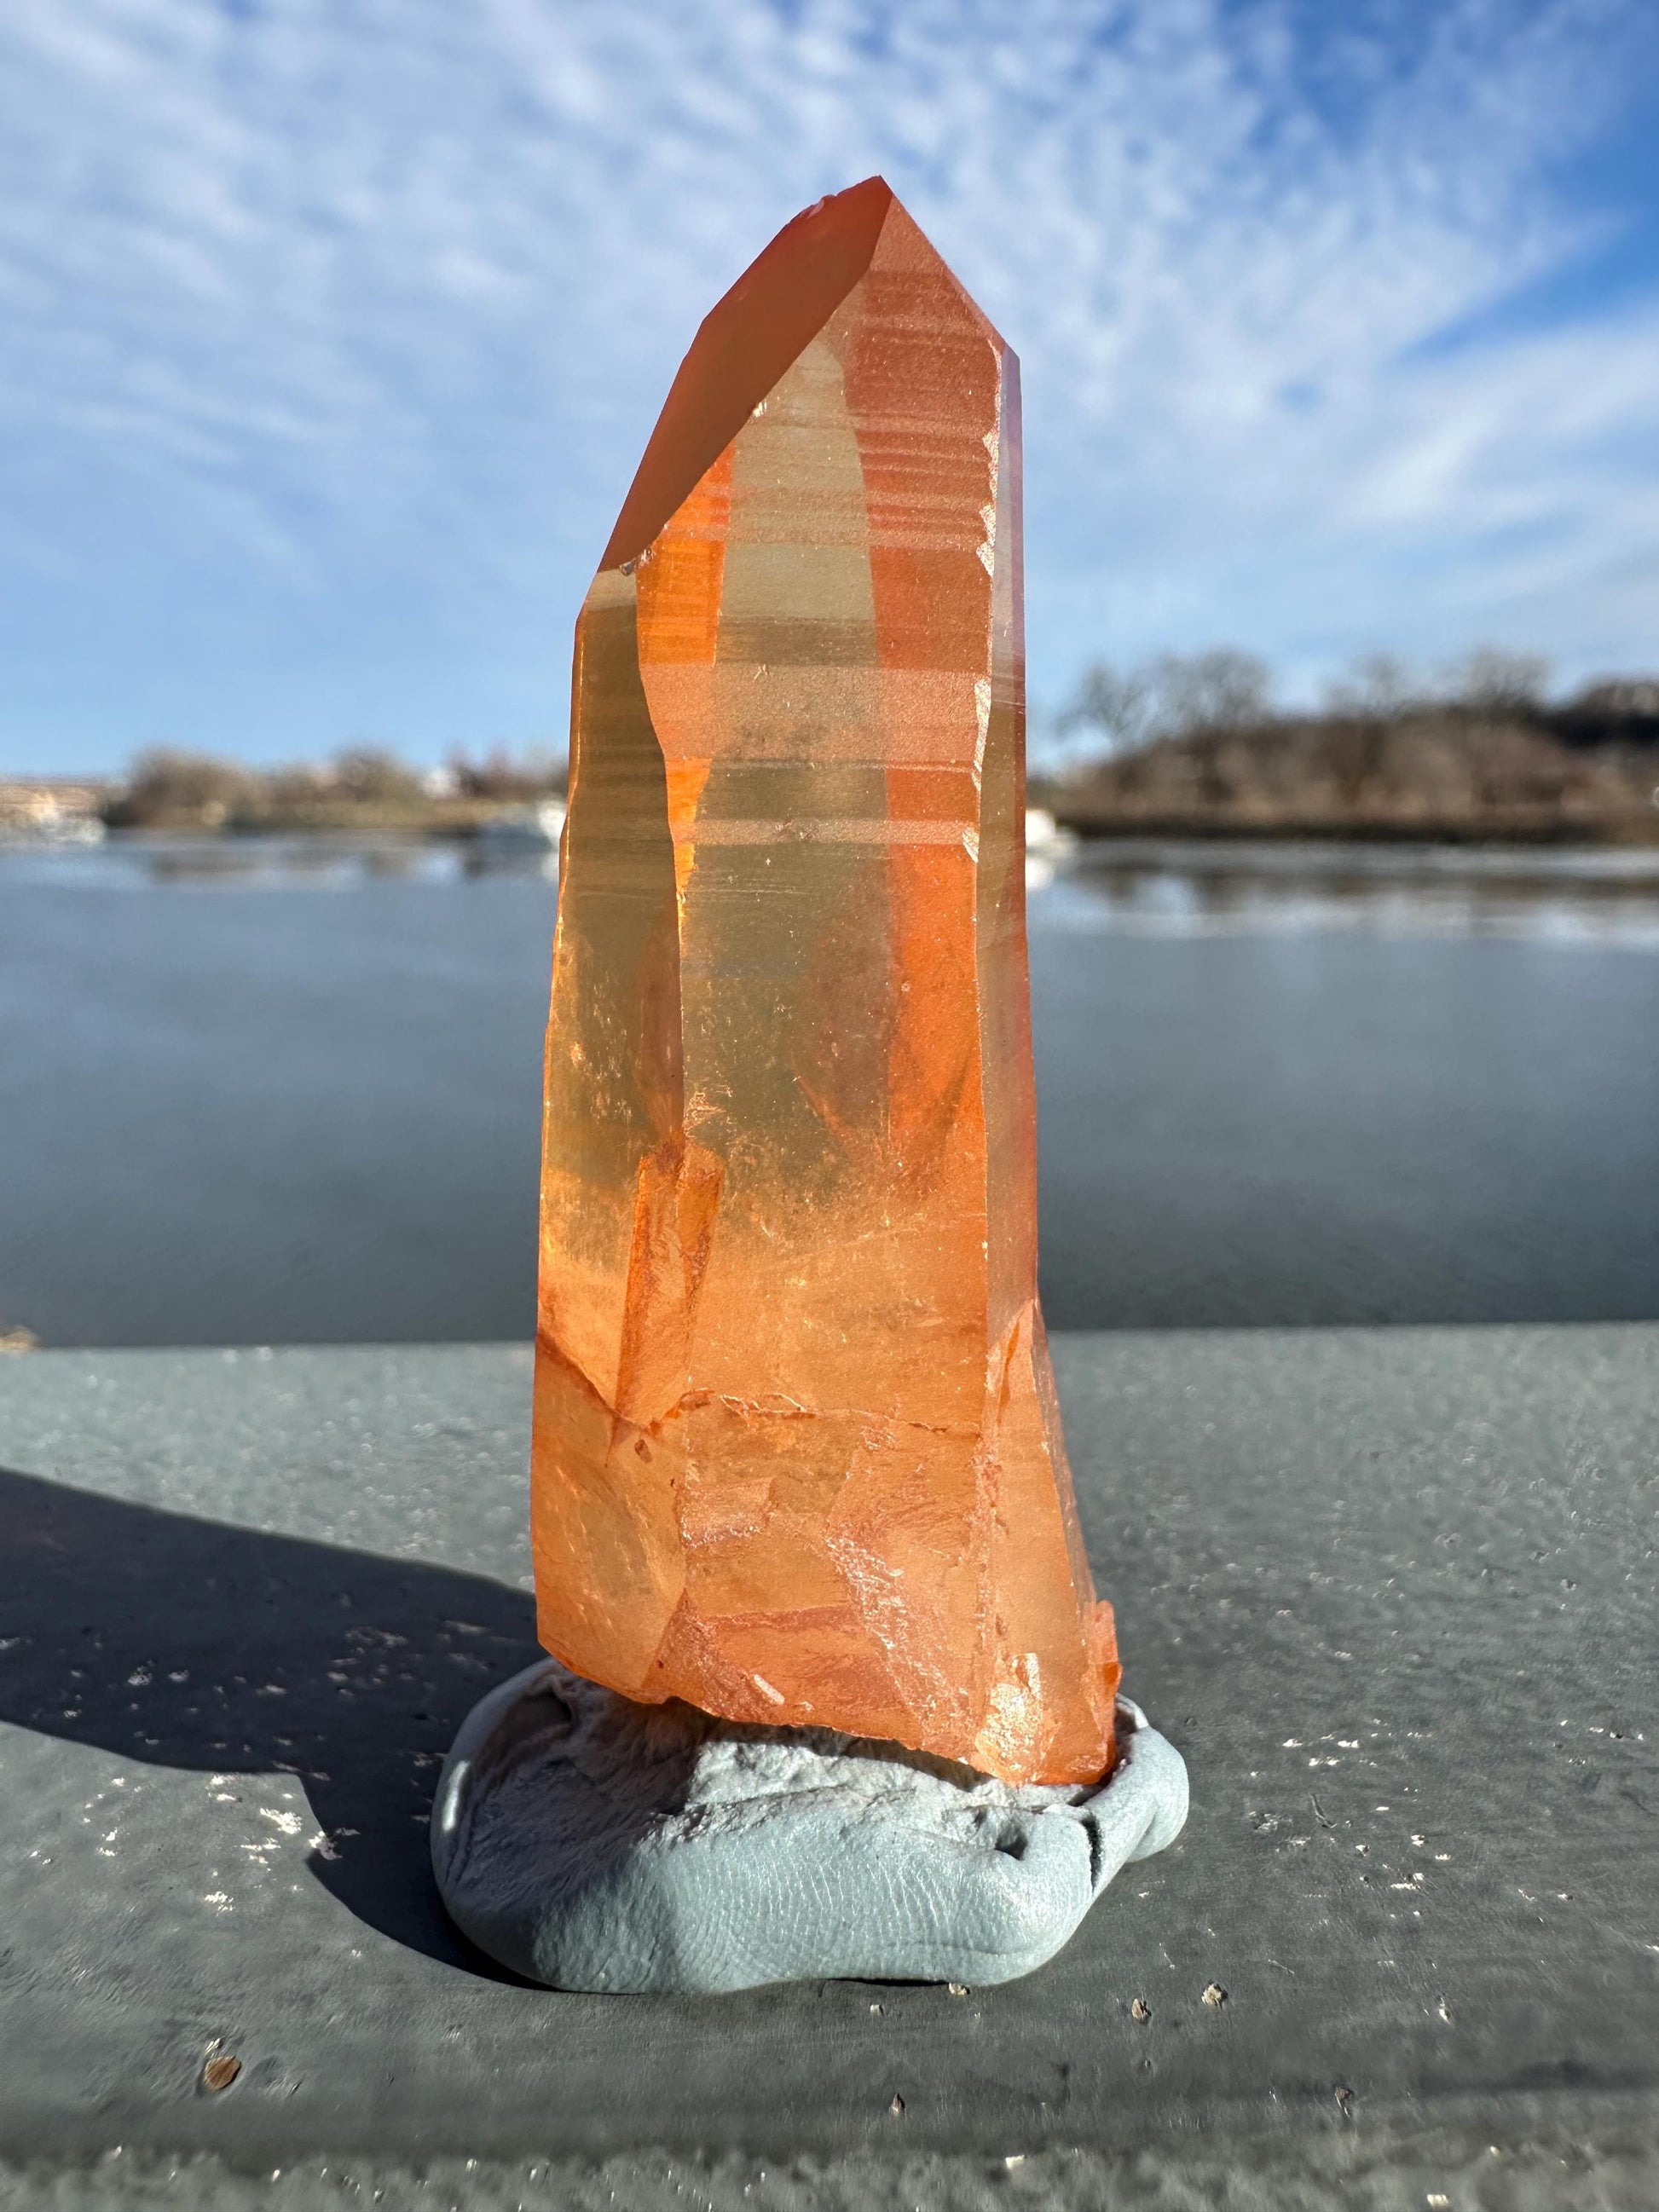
[532, 177, 1119, 1786]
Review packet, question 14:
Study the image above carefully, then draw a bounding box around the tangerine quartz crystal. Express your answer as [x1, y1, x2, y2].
[532, 177, 1119, 1786]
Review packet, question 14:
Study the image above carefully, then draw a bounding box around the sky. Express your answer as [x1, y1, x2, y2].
[3, 0, 1658, 774]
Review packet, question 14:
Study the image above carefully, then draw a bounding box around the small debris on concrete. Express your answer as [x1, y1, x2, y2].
[946, 1982, 969, 1997]
[887, 2093, 905, 2117]
[1427, 2195, 1450, 2208]
[1003, 2154, 1025, 2168]
[1201, 1982, 1227, 2007]
[200, 2054, 241, 2094]
[1334, 2085, 1355, 2118]
[1436, 1995, 1454, 2023]
[1131, 1997, 1152, 2022]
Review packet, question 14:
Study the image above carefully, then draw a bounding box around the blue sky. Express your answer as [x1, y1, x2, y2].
[3, 0, 1657, 773]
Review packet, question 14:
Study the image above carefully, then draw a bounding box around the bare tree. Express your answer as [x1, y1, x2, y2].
[449, 745, 569, 800]
[108, 748, 256, 829]
[1061, 648, 1273, 754]
[332, 747, 425, 803]
[1147, 649, 1273, 737]
[1057, 661, 1153, 756]
[1442, 647, 1552, 716]
[1323, 651, 1420, 718]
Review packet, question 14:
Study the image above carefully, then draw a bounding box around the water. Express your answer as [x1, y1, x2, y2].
[3, 835, 1656, 1345]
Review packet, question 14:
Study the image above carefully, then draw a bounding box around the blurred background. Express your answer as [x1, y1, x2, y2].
[3, 0, 1656, 1349]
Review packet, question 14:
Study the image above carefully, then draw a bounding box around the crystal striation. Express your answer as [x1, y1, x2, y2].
[533, 176, 1119, 1785]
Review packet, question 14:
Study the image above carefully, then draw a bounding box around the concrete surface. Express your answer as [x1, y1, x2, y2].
[0, 1327, 1656, 2205]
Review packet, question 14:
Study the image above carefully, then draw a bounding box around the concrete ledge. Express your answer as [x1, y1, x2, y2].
[0, 1327, 1655, 2194]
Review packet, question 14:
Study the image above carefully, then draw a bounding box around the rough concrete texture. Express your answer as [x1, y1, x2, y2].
[4, 2116, 1659, 2212]
[431, 1663, 1188, 1991]
[0, 1329, 1656, 2204]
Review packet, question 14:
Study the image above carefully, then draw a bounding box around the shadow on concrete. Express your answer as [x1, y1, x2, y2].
[0, 1464, 543, 1977]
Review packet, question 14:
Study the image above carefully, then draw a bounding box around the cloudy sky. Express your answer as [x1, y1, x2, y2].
[3, 0, 1657, 772]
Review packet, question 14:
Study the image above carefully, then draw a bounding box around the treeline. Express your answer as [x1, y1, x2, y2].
[1044, 650, 1659, 843]
[105, 745, 567, 832]
[93, 647, 1659, 844]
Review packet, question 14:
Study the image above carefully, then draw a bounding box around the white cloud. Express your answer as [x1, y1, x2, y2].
[0, 0, 1656, 765]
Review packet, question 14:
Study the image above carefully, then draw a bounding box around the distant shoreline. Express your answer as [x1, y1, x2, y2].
[1049, 834, 1659, 881]
[1050, 812, 1659, 849]
[6, 812, 1658, 863]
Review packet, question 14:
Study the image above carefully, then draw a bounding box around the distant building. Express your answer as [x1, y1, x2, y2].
[1573, 679, 1659, 719]
[0, 777, 112, 836]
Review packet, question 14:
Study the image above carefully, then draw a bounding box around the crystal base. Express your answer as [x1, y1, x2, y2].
[431, 1658, 1188, 1993]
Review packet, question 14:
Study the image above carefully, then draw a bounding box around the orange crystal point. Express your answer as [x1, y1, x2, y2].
[533, 177, 1120, 1785]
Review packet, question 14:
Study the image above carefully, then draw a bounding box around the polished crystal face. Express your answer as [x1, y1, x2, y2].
[532, 177, 1118, 1785]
